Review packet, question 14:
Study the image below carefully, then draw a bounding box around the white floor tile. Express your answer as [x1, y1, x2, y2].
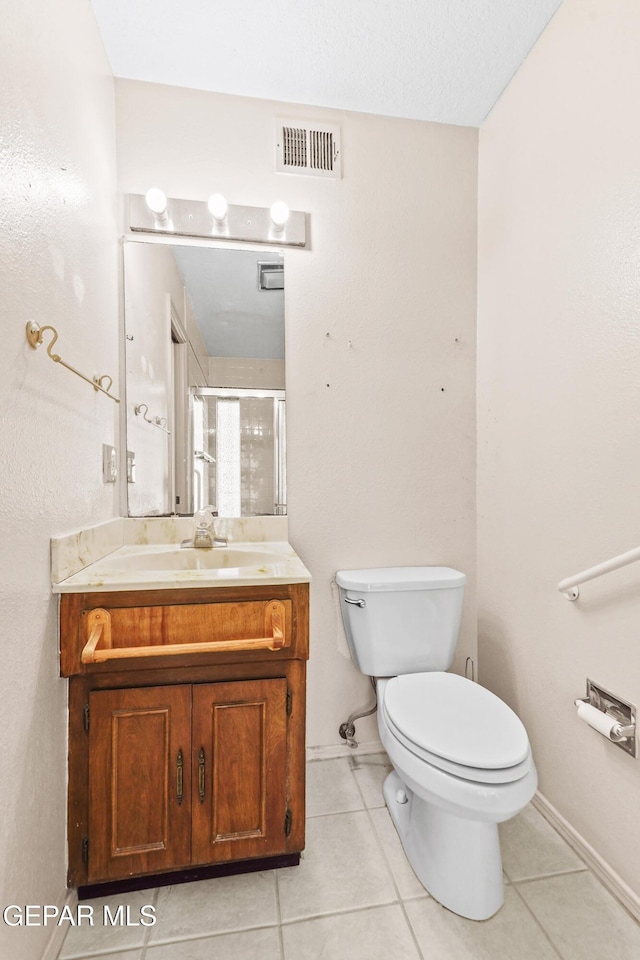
[58, 891, 154, 958]
[517, 871, 640, 960]
[56, 757, 640, 960]
[61, 954, 142, 960]
[146, 926, 282, 960]
[277, 811, 397, 921]
[349, 753, 392, 808]
[63, 948, 143, 960]
[306, 757, 364, 817]
[282, 904, 421, 960]
[58, 948, 143, 960]
[147, 872, 278, 944]
[406, 886, 559, 959]
[499, 804, 587, 881]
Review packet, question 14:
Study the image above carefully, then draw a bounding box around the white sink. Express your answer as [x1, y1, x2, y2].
[53, 540, 311, 593]
[99, 546, 277, 573]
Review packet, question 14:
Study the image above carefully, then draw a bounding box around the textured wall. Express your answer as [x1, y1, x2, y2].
[0, 1, 118, 956]
[478, 0, 640, 897]
[116, 81, 478, 748]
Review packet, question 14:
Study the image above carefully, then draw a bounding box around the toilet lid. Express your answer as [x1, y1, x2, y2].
[336, 567, 466, 592]
[383, 672, 530, 770]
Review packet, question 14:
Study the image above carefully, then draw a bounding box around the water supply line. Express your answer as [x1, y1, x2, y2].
[338, 677, 378, 748]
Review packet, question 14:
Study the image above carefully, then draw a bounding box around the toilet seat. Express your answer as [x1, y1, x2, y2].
[382, 703, 532, 784]
[382, 673, 532, 785]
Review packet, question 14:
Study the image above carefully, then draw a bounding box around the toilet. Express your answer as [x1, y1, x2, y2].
[336, 566, 537, 921]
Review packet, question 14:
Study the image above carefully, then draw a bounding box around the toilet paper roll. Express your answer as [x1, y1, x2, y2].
[575, 701, 622, 741]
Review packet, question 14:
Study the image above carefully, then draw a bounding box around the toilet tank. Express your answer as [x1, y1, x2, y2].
[336, 567, 466, 677]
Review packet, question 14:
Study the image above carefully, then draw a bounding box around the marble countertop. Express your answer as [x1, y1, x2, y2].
[51, 517, 311, 594]
[53, 541, 311, 594]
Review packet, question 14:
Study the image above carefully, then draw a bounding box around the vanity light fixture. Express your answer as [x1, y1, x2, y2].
[270, 200, 290, 232]
[144, 187, 170, 225]
[129, 192, 307, 247]
[207, 193, 228, 224]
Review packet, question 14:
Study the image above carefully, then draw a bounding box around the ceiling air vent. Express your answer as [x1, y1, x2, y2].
[276, 120, 341, 179]
[257, 261, 284, 290]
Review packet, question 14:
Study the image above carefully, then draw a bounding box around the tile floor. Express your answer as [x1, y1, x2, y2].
[58, 754, 640, 960]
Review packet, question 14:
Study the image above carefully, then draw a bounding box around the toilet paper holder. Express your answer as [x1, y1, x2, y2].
[575, 679, 637, 758]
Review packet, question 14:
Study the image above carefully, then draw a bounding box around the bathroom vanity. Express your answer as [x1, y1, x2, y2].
[53, 521, 310, 894]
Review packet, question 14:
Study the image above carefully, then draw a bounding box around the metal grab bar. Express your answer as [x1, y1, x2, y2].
[558, 545, 640, 601]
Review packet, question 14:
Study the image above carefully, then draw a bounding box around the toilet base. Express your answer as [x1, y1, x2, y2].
[383, 770, 504, 921]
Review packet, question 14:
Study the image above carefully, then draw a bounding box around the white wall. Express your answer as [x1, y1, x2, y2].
[124, 242, 184, 515]
[208, 357, 285, 390]
[0, 1, 118, 957]
[116, 82, 478, 748]
[478, 0, 640, 897]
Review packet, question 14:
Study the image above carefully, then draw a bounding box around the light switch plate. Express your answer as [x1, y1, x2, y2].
[102, 444, 117, 483]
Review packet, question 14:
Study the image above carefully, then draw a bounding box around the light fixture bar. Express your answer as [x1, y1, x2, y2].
[129, 193, 307, 247]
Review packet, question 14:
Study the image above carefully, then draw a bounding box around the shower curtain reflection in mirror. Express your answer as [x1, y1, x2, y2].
[193, 387, 286, 517]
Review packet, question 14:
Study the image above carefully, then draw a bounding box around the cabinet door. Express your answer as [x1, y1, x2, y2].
[88, 685, 192, 882]
[191, 678, 288, 864]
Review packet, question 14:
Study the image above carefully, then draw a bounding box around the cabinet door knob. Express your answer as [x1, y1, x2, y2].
[198, 747, 206, 803]
[176, 749, 184, 806]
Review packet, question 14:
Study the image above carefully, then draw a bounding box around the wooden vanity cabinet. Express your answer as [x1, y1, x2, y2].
[88, 684, 192, 881]
[61, 582, 308, 891]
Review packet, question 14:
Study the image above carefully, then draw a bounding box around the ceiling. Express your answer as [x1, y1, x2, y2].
[171, 246, 284, 360]
[90, 0, 564, 128]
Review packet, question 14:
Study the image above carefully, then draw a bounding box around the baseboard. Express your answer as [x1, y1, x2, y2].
[78, 853, 300, 900]
[532, 791, 640, 922]
[41, 888, 78, 960]
[306, 740, 384, 762]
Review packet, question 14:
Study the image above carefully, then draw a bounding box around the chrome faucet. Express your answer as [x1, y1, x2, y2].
[193, 525, 215, 549]
[181, 507, 227, 549]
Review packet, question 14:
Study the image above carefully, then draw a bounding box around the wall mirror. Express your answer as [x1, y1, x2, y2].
[124, 240, 286, 518]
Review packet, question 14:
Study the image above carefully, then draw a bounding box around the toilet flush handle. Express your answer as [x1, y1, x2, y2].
[344, 597, 366, 608]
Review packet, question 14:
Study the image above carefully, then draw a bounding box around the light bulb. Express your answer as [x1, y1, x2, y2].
[270, 200, 290, 231]
[207, 193, 228, 222]
[145, 187, 168, 216]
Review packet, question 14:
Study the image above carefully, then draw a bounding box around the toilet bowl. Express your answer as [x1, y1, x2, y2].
[377, 673, 537, 920]
[336, 566, 536, 921]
